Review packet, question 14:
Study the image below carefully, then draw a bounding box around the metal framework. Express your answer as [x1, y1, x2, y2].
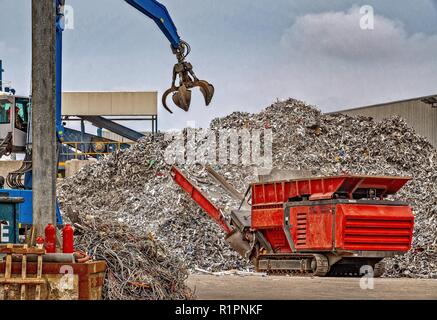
[62, 115, 158, 136]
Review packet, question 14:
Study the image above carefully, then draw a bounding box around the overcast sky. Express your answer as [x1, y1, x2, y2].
[0, 0, 436, 131]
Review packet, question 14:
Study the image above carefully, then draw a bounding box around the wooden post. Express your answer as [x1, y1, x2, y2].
[32, 0, 58, 240]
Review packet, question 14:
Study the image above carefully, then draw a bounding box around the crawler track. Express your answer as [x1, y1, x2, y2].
[257, 253, 330, 277]
[327, 261, 385, 278]
[257, 253, 385, 277]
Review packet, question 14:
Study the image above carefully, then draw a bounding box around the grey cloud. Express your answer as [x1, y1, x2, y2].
[267, 6, 437, 111]
[1, 0, 437, 131]
[280, 6, 437, 63]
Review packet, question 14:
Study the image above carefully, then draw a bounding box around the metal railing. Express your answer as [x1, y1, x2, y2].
[60, 141, 135, 161]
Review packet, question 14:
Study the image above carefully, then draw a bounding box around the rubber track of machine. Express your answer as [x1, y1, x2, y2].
[311, 254, 330, 277]
[373, 261, 386, 278]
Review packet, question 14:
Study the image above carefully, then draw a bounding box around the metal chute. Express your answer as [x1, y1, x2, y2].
[162, 41, 215, 113]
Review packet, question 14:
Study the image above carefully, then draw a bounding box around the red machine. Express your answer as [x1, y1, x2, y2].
[171, 167, 414, 277]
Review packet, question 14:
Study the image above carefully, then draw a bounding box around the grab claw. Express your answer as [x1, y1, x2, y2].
[162, 41, 214, 113]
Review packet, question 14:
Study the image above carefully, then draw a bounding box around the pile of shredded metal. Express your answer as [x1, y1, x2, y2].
[207, 99, 437, 278]
[58, 98, 437, 283]
[59, 133, 249, 271]
[58, 135, 250, 300]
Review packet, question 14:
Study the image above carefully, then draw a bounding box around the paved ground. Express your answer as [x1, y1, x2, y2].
[187, 275, 437, 300]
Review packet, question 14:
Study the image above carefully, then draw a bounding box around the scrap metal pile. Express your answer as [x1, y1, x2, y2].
[58, 135, 250, 300]
[207, 99, 437, 278]
[73, 216, 194, 300]
[59, 98, 437, 287]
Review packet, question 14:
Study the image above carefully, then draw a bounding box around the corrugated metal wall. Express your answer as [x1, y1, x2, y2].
[62, 91, 158, 116]
[335, 100, 437, 148]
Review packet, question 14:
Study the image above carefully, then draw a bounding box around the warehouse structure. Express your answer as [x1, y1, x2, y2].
[62, 91, 158, 134]
[329, 94, 437, 148]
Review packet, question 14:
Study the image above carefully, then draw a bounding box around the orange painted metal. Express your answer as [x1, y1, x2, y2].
[292, 205, 334, 251]
[171, 165, 414, 255]
[252, 177, 345, 205]
[171, 166, 232, 234]
[335, 204, 414, 251]
[251, 175, 414, 253]
[251, 175, 412, 229]
[257, 202, 414, 253]
[251, 175, 411, 206]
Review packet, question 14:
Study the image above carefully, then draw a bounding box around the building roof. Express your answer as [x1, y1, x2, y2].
[327, 93, 437, 114]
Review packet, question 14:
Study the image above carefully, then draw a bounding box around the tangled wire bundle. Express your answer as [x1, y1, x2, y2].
[74, 217, 194, 300]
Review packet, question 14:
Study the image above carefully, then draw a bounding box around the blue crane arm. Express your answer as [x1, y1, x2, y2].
[124, 0, 182, 49]
[54, 0, 182, 137]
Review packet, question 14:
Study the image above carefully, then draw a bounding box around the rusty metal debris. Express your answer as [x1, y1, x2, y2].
[73, 217, 194, 300]
[59, 98, 437, 287]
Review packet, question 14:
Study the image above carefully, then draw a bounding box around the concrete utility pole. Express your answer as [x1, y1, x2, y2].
[32, 0, 57, 239]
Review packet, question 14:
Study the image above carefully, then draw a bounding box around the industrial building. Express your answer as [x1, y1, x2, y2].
[329, 94, 437, 148]
[62, 91, 158, 138]
[2, 0, 437, 304]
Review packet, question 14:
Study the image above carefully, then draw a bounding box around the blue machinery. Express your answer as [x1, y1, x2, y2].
[0, 0, 214, 244]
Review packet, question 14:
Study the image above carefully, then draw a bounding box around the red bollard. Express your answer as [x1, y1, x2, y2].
[62, 224, 74, 254]
[44, 224, 57, 253]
